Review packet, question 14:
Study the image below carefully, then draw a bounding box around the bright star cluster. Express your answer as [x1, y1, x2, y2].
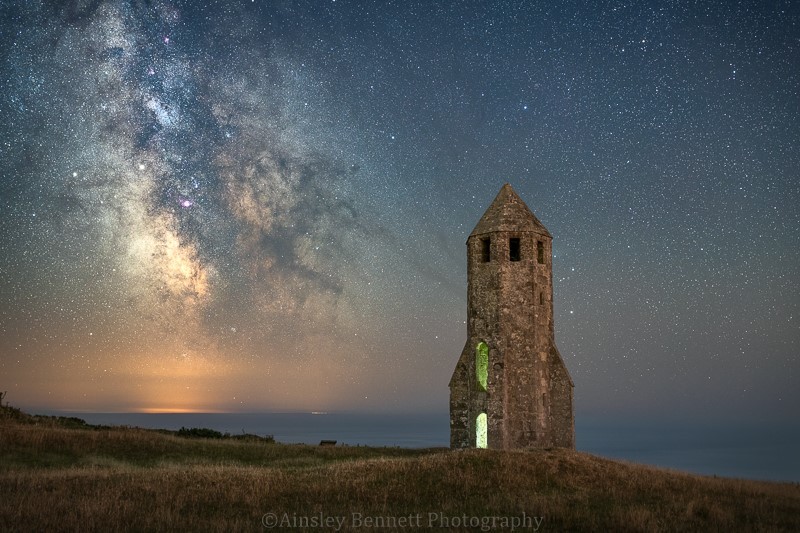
[0, 1, 797, 423]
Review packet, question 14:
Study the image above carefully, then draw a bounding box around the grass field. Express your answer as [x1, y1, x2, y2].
[2, 404, 799, 532]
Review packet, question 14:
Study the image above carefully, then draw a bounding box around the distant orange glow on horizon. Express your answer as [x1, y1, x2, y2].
[133, 407, 230, 414]
[5, 326, 444, 415]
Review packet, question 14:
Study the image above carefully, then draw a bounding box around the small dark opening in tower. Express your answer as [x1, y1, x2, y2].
[537, 241, 544, 264]
[509, 238, 520, 261]
[481, 238, 491, 262]
[539, 292, 544, 305]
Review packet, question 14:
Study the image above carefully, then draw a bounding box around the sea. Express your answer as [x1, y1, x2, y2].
[45, 411, 800, 483]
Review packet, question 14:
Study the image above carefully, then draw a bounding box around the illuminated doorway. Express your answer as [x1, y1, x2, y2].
[476, 413, 487, 448]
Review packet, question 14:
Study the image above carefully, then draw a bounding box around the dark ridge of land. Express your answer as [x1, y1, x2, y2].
[1, 404, 798, 532]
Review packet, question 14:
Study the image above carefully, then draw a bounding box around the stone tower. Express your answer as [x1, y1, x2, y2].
[449, 183, 574, 449]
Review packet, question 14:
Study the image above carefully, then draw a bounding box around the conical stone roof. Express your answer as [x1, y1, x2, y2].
[469, 183, 551, 238]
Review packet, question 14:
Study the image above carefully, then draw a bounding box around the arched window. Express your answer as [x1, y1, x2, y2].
[476, 413, 488, 448]
[475, 342, 488, 391]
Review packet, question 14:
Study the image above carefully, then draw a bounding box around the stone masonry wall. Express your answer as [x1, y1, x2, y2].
[449, 184, 574, 450]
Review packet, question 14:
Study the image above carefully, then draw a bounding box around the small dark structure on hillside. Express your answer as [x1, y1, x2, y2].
[449, 184, 575, 449]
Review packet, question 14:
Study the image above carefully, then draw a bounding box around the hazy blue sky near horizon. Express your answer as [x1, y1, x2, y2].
[1, 1, 798, 424]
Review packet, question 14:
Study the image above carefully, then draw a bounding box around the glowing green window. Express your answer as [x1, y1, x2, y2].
[476, 413, 487, 448]
[476, 342, 488, 391]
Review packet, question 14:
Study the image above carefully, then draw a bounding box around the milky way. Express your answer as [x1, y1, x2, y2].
[1, 1, 798, 420]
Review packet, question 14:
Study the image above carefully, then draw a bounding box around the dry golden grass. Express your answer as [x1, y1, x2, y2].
[1, 412, 799, 532]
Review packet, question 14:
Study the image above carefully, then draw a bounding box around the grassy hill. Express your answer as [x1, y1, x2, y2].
[1, 404, 798, 531]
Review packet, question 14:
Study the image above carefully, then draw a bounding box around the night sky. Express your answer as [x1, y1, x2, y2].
[1, 1, 797, 424]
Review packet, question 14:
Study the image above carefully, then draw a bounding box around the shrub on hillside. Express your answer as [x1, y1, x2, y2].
[177, 427, 227, 439]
